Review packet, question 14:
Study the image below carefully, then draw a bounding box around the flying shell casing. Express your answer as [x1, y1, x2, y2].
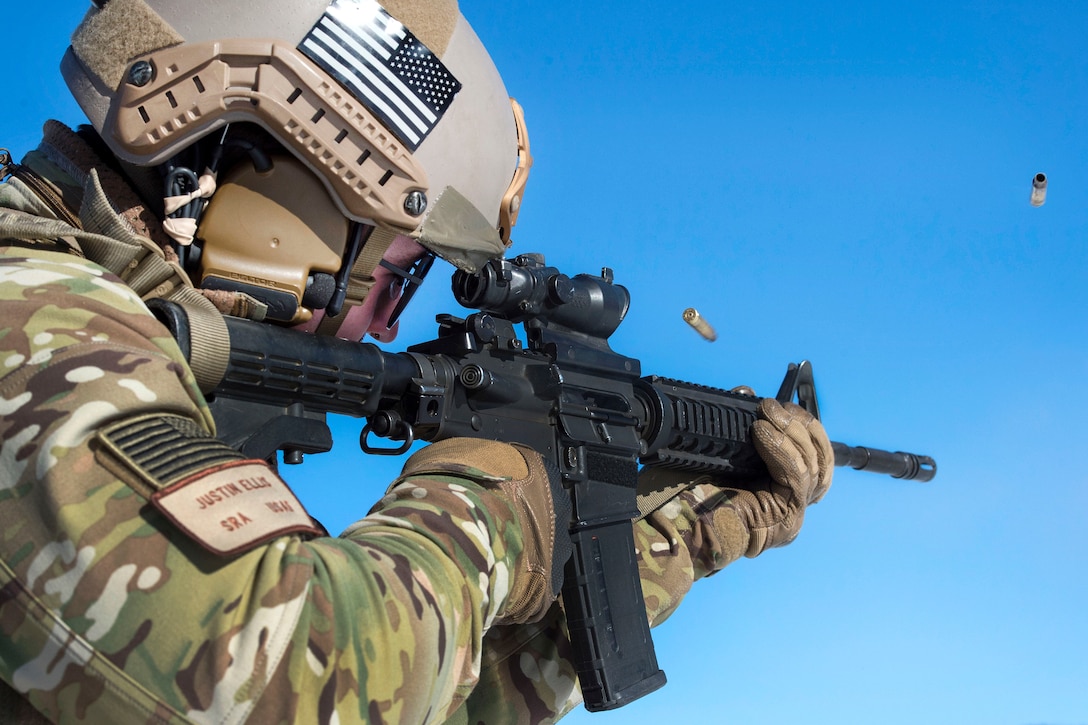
[1030, 173, 1047, 207]
[683, 308, 717, 342]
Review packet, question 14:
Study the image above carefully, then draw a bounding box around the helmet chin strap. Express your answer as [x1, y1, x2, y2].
[313, 226, 401, 337]
[298, 232, 430, 341]
[378, 250, 435, 329]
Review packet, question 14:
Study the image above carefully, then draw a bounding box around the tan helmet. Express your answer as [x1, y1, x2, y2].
[61, 0, 531, 330]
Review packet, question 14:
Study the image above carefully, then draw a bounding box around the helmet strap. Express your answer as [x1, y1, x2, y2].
[315, 225, 399, 336]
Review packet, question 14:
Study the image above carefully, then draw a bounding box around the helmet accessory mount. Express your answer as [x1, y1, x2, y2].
[108, 39, 430, 232]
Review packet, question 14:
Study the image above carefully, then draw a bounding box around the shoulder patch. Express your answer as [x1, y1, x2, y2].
[99, 414, 321, 555]
[98, 414, 244, 488]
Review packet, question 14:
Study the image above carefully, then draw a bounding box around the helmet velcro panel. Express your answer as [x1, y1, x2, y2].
[411, 15, 517, 242]
[382, 0, 459, 56]
[70, 0, 183, 91]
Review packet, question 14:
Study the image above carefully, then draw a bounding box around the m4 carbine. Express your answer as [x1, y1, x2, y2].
[156, 253, 935, 712]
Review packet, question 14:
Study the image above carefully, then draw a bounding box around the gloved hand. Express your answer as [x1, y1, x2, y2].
[391, 439, 572, 625]
[636, 397, 833, 564]
[631, 397, 833, 626]
[739, 398, 834, 556]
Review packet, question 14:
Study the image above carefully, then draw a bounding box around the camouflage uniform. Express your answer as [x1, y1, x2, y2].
[0, 125, 749, 724]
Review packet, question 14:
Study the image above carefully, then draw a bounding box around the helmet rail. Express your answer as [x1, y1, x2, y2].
[108, 39, 429, 233]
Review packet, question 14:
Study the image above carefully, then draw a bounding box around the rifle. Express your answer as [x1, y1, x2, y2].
[153, 252, 936, 712]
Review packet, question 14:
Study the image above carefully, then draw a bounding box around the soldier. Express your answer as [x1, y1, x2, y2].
[0, 1, 833, 723]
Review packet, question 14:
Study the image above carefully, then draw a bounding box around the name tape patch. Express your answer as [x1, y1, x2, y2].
[152, 460, 322, 556]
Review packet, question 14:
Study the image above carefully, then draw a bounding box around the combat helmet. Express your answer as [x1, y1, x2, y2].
[62, 0, 531, 338]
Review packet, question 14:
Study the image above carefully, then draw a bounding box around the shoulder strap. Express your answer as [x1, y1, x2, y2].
[0, 170, 230, 393]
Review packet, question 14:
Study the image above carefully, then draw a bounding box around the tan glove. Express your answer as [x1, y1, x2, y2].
[631, 398, 833, 626]
[738, 398, 834, 556]
[396, 439, 572, 625]
[636, 397, 833, 562]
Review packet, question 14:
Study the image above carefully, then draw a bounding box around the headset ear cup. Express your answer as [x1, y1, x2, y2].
[195, 154, 348, 323]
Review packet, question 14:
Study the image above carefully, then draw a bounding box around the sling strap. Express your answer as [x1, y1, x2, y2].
[0, 169, 230, 393]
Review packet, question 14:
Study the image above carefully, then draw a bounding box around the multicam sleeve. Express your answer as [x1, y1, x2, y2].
[0, 248, 525, 724]
[441, 478, 751, 725]
[280, 462, 526, 724]
[634, 479, 752, 625]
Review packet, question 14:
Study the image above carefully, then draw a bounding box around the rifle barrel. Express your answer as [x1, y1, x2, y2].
[831, 442, 936, 482]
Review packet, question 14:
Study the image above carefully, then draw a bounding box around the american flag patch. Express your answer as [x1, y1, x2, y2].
[300, 0, 462, 150]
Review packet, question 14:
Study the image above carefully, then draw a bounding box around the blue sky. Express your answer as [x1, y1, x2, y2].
[4, 2, 1086, 724]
